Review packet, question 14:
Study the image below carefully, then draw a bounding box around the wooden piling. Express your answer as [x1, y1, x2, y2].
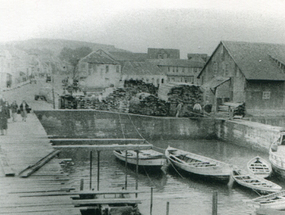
[166, 202, 169, 215]
[212, 191, 218, 215]
[125, 150, 128, 190]
[90, 151, 92, 190]
[150, 187, 153, 215]
[80, 179, 84, 191]
[136, 150, 139, 198]
[97, 151, 100, 191]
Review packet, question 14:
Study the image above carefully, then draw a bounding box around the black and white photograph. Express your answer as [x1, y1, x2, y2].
[0, 0, 285, 214]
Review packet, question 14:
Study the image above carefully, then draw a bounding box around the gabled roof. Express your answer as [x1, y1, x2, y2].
[198, 41, 285, 81]
[147, 59, 204, 67]
[122, 61, 163, 76]
[108, 52, 148, 62]
[81, 50, 120, 65]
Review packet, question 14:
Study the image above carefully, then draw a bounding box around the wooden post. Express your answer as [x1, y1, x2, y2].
[80, 179, 84, 191]
[166, 202, 169, 215]
[136, 150, 139, 198]
[212, 191, 218, 215]
[90, 151, 92, 190]
[125, 150, 128, 190]
[150, 187, 153, 215]
[97, 151, 100, 191]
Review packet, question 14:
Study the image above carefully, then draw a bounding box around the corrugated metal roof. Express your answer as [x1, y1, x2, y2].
[222, 41, 285, 80]
[108, 52, 148, 62]
[122, 61, 163, 76]
[147, 59, 204, 67]
[81, 51, 119, 64]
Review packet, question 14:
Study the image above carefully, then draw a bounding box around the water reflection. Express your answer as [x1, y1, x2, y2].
[58, 139, 284, 215]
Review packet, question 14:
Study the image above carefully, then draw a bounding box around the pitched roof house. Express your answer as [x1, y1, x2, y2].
[198, 41, 285, 115]
[122, 61, 166, 87]
[78, 50, 122, 89]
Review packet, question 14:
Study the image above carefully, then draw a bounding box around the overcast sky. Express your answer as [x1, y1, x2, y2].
[1, 0, 285, 58]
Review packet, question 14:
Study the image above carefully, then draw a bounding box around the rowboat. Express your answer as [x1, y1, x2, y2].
[247, 156, 272, 178]
[164, 146, 232, 181]
[232, 169, 282, 194]
[113, 149, 166, 167]
[269, 132, 285, 178]
[247, 190, 285, 210]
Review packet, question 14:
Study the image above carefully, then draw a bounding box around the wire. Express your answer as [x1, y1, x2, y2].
[118, 112, 126, 139]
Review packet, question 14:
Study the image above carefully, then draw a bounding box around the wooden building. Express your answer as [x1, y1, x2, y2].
[148, 58, 205, 85]
[197, 41, 285, 116]
[121, 61, 166, 87]
[78, 50, 122, 89]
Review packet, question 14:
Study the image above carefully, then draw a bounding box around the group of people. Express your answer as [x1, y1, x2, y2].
[0, 96, 30, 135]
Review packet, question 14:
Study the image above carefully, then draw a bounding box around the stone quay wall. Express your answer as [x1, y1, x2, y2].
[34, 110, 216, 140]
[34, 110, 285, 153]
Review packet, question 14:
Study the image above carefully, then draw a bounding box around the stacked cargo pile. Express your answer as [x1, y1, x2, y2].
[124, 80, 158, 96]
[167, 85, 203, 117]
[129, 94, 169, 116]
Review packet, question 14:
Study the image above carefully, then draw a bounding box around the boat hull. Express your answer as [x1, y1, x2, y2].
[247, 156, 272, 178]
[269, 144, 285, 178]
[165, 147, 232, 181]
[232, 170, 282, 194]
[113, 150, 165, 167]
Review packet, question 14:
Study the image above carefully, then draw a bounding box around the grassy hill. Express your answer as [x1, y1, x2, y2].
[7, 38, 130, 56]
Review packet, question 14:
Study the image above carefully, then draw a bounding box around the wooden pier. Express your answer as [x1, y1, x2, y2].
[0, 113, 75, 215]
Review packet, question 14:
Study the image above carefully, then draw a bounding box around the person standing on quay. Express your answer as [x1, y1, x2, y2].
[10, 100, 18, 122]
[19, 100, 30, 122]
[0, 99, 9, 135]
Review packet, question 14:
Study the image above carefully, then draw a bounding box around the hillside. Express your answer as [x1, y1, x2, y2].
[6, 38, 131, 56]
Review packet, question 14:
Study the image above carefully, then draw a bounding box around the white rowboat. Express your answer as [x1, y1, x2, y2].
[232, 169, 281, 194]
[247, 156, 272, 178]
[165, 146, 232, 181]
[113, 149, 166, 167]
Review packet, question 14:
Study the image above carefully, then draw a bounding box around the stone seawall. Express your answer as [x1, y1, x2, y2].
[34, 110, 216, 140]
[34, 110, 285, 153]
[215, 119, 284, 153]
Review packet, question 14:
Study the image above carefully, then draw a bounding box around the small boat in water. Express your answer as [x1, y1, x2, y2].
[247, 156, 272, 178]
[247, 190, 285, 210]
[164, 146, 232, 181]
[232, 169, 282, 194]
[113, 149, 166, 168]
[269, 132, 285, 178]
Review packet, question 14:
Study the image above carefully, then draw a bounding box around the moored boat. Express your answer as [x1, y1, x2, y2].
[113, 149, 166, 167]
[164, 146, 232, 181]
[247, 190, 285, 210]
[232, 169, 282, 194]
[269, 132, 285, 178]
[247, 156, 272, 178]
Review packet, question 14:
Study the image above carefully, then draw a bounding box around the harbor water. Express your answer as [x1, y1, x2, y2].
[59, 139, 285, 215]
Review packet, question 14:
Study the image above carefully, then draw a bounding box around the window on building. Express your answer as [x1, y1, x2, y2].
[182, 68, 184, 73]
[146, 78, 149, 83]
[172, 67, 175, 72]
[168, 67, 170, 72]
[105, 78, 109, 82]
[176, 67, 178, 72]
[151, 78, 154, 83]
[161, 79, 164, 84]
[225, 64, 229, 76]
[213, 62, 218, 75]
[262, 91, 271, 100]
[116, 65, 120, 73]
[106, 65, 109, 73]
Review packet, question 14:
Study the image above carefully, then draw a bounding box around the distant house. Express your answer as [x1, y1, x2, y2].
[147, 48, 180, 59]
[108, 51, 148, 63]
[197, 41, 285, 115]
[121, 61, 166, 87]
[148, 58, 205, 85]
[77, 49, 122, 89]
